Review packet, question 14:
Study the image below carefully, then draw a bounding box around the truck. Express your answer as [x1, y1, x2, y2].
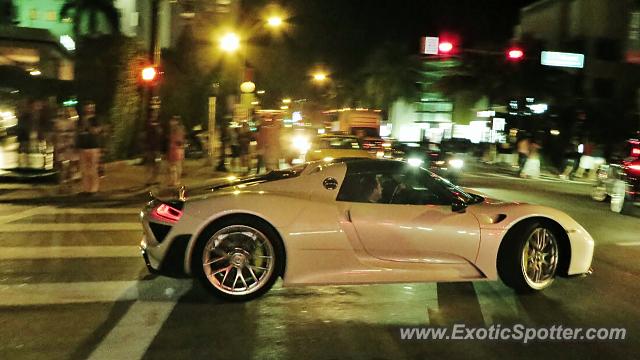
[327, 109, 382, 138]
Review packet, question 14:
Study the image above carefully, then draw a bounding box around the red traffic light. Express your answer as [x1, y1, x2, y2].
[438, 41, 454, 54]
[507, 48, 524, 60]
[141, 66, 158, 82]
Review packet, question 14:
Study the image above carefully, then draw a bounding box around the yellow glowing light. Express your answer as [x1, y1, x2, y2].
[282, 98, 292, 104]
[29, 69, 42, 76]
[220, 32, 240, 53]
[280, 105, 289, 110]
[267, 16, 283, 28]
[226, 175, 237, 181]
[313, 73, 327, 81]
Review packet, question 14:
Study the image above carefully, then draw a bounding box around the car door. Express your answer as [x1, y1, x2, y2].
[338, 167, 481, 264]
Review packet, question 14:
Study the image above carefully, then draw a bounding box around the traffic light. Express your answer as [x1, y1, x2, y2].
[438, 41, 454, 54]
[507, 47, 524, 61]
[140, 65, 160, 85]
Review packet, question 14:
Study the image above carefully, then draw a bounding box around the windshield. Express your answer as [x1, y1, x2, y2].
[427, 169, 483, 204]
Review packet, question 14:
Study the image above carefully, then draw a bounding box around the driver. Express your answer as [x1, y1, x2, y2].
[359, 175, 382, 203]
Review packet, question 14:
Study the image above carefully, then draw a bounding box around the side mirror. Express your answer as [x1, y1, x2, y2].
[452, 198, 467, 213]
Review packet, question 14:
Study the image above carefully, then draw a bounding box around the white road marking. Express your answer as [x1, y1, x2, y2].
[0, 281, 140, 306]
[87, 301, 179, 360]
[0, 246, 140, 260]
[0, 207, 140, 225]
[0, 206, 53, 225]
[1, 223, 140, 232]
[616, 241, 640, 247]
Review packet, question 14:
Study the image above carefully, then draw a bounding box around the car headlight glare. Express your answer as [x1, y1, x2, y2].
[448, 159, 464, 169]
[408, 158, 423, 167]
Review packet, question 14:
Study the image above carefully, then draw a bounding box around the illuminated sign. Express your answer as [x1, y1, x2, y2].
[541, 51, 584, 68]
[421, 36, 439, 55]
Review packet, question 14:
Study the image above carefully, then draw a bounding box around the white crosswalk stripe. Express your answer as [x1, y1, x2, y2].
[0, 246, 140, 259]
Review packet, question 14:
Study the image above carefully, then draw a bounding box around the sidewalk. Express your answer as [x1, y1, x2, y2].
[0, 158, 230, 204]
[471, 160, 594, 184]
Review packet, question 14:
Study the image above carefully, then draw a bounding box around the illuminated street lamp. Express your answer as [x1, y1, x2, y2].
[313, 72, 327, 82]
[220, 32, 240, 53]
[267, 16, 283, 28]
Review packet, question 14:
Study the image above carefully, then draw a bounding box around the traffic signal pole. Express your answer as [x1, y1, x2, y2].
[143, 0, 161, 168]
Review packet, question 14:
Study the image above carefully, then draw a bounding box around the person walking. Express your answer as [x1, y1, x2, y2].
[145, 120, 164, 185]
[167, 116, 185, 187]
[516, 135, 530, 177]
[77, 101, 102, 194]
[521, 139, 541, 178]
[238, 122, 252, 174]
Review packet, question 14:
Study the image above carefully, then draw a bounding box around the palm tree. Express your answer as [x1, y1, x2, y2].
[60, 0, 121, 39]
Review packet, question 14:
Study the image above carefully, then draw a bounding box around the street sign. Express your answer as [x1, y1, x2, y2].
[421, 36, 439, 55]
[540, 51, 585, 68]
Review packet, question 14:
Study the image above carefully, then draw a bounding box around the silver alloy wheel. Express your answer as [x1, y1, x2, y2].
[610, 180, 626, 213]
[202, 225, 275, 296]
[591, 183, 607, 202]
[521, 227, 558, 290]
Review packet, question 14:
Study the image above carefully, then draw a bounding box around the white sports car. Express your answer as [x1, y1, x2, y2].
[140, 158, 594, 301]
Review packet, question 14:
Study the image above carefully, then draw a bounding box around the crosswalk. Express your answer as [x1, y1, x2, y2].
[0, 203, 551, 359]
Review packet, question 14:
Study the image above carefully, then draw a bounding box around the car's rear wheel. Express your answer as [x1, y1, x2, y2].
[498, 221, 560, 292]
[194, 217, 284, 301]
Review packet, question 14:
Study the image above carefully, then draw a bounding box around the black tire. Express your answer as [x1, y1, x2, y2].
[497, 220, 560, 293]
[192, 215, 285, 301]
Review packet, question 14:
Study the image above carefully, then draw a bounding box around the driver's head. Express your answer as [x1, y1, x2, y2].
[360, 175, 382, 203]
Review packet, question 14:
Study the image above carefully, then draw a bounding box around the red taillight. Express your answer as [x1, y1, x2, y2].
[632, 148, 640, 156]
[152, 203, 183, 223]
[628, 164, 640, 174]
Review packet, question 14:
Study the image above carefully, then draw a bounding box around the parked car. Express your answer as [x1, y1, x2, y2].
[141, 158, 594, 301]
[591, 139, 640, 214]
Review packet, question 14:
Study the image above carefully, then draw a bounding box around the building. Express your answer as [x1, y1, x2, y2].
[516, 0, 640, 122]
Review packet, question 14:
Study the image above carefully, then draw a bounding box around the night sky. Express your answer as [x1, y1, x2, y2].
[285, 0, 538, 74]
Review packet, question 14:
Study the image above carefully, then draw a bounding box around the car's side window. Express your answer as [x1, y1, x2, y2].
[336, 168, 450, 206]
[337, 172, 387, 204]
[388, 168, 451, 206]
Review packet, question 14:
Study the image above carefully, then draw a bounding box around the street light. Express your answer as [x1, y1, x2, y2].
[313, 72, 327, 82]
[220, 32, 240, 53]
[267, 16, 283, 28]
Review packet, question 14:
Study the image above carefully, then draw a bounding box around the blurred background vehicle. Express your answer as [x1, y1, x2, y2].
[388, 141, 464, 184]
[303, 133, 373, 162]
[591, 138, 640, 214]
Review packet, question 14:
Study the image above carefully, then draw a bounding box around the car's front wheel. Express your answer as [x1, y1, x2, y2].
[193, 217, 284, 301]
[498, 221, 560, 292]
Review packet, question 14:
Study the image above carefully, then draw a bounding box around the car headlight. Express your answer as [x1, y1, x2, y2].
[292, 136, 311, 153]
[408, 158, 424, 167]
[448, 159, 464, 169]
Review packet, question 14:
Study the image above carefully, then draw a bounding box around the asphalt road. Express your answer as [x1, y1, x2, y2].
[1, 169, 639, 360]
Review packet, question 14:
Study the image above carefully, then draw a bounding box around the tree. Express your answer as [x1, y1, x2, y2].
[356, 43, 420, 111]
[0, 0, 17, 25]
[60, 0, 121, 39]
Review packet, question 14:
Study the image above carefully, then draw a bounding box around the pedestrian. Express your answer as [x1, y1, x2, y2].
[521, 139, 541, 178]
[238, 122, 252, 174]
[259, 118, 281, 172]
[145, 120, 163, 185]
[167, 115, 185, 187]
[229, 126, 240, 172]
[77, 101, 102, 194]
[516, 135, 530, 176]
[560, 139, 580, 180]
